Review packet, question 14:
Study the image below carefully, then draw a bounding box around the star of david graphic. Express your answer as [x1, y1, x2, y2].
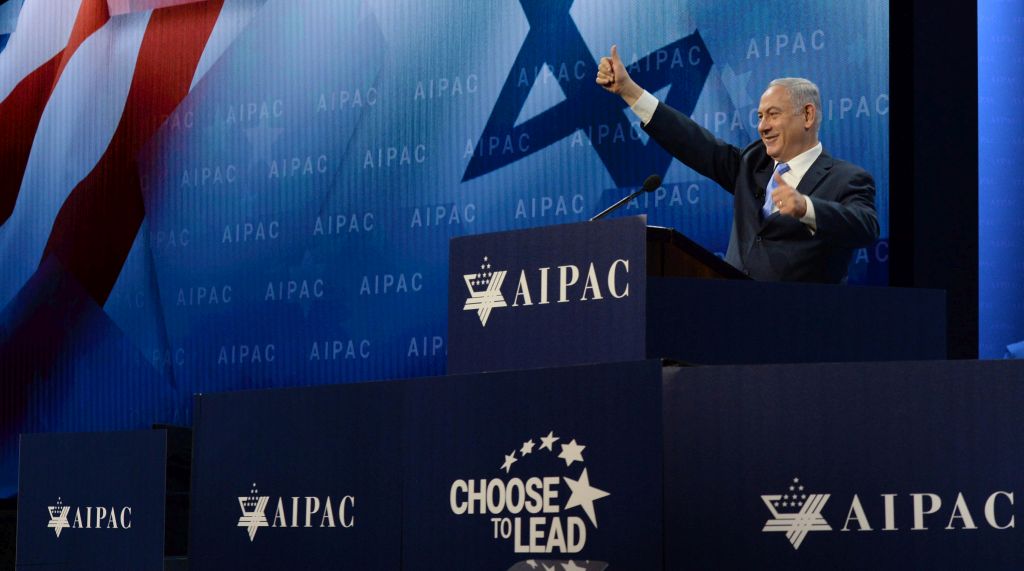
[463, 256, 507, 327]
[238, 483, 270, 542]
[47, 497, 70, 538]
[464, 0, 713, 188]
[761, 477, 832, 550]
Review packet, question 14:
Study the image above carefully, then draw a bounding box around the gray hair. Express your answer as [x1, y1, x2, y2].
[769, 77, 822, 133]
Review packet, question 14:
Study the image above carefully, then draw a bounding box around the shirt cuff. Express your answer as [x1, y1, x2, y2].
[630, 90, 659, 126]
[800, 196, 817, 234]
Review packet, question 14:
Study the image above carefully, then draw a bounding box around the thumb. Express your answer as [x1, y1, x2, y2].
[611, 44, 621, 66]
[773, 171, 785, 185]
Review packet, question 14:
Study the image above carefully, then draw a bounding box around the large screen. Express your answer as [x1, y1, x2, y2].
[0, 0, 889, 496]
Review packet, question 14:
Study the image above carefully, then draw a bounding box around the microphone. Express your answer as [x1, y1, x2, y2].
[589, 174, 662, 221]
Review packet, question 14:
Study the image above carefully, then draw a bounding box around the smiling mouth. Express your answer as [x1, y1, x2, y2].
[763, 134, 779, 144]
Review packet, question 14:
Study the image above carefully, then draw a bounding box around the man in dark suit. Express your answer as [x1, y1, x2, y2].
[596, 45, 879, 283]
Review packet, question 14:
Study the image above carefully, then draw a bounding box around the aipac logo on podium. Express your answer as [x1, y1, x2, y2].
[47, 497, 71, 538]
[463, 256, 507, 326]
[237, 483, 270, 541]
[44, 496, 133, 538]
[761, 477, 831, 550]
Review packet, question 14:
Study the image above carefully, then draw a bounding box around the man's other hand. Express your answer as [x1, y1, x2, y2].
[771, 171, 808, 218]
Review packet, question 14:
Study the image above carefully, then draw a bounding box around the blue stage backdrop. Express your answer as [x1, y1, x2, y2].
[0, 0, 890, 496]
[978, 0, 1024, 360]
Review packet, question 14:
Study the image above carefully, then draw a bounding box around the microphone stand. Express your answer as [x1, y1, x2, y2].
[590, 188, 649, 221]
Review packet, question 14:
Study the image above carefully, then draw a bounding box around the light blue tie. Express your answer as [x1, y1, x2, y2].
[762, 162, 791, 219]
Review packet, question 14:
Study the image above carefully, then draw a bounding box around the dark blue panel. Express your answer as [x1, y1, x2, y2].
[188, 382, 403, 570]
[403, 360, 663, 569]
[16, 430, 168, 570]
[664, 360, 1024, 569]
[978, 0, 1024, 359]
[647, 277, 946, 364]
[449, 217, 647, 374]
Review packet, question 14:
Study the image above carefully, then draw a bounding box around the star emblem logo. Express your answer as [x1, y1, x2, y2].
[462, 256, 507, 327]
[237, 483, 270, 542]
[46, 497, 70, 538]
[761, 477, 831, 549]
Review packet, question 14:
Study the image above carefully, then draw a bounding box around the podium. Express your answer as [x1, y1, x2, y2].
[645, 224, 750, 279]
[175, 217, 1022, 569]
[448, 216, 946, 374]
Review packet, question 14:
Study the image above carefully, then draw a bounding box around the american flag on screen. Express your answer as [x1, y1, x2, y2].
[0, 0, 260, 308]
[0, 0, 267, 500]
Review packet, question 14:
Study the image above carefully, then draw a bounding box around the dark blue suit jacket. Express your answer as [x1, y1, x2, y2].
[644, 101, 879, 283]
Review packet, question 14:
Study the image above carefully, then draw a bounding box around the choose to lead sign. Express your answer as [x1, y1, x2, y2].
[402, 360, 664, 570]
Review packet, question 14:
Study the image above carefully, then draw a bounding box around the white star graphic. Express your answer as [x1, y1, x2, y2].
[500, 451, 517, 473]
[558, 439, 585, 466]
[525, 560, 537, 569]
[563, 468, 610, 528]
[562, 561, 586, 571]
[47, 504, 70, 538]
[520, 439, 535, 456]
[542, 565, 556, 571]
[237, 495, 270, 541]
[539, 431, 559, 451]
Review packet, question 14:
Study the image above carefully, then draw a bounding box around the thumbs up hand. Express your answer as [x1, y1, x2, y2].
[771, 171, 808, 218]
[596, 45, 643, 106]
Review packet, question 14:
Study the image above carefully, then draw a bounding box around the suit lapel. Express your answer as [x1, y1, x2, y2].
[753, 155, 773, 202]
[754, 161, 775, 233]
[797, 152, 834, 197]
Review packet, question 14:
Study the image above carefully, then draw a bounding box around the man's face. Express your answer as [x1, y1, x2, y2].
[757, 85, 814, 162]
